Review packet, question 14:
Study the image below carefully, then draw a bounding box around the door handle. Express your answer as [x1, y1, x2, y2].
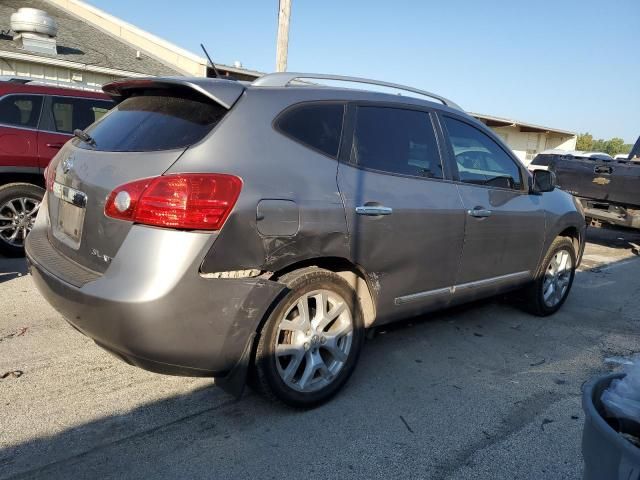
[468, 208, 492, 218]
[594, 165, 612, 175]
[46, 143, 64, 149]
[356, 205, 393, 216]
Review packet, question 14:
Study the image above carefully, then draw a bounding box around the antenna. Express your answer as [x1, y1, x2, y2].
[200, 43, 220, 78]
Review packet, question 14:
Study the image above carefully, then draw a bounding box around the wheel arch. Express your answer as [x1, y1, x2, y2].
[558, 225, 581, 256]
[0, 172, 45, 190]
[268, 256, 377, 329]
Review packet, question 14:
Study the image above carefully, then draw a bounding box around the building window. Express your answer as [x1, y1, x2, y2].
[526, 149, 537, 161]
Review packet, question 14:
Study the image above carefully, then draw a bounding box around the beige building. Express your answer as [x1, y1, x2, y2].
[0, 0, 181, 89]
[472, 113, 576, 165]
[1, 0, 576, 161]
[0, 0, 257, 90]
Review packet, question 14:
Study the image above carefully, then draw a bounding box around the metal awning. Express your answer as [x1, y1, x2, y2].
[470, 112, 575, 137]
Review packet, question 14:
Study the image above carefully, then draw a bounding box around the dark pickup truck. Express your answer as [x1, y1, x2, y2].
[530, 137, 640, 229]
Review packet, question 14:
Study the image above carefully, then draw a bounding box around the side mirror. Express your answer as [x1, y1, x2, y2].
[531, 169, 556, 193]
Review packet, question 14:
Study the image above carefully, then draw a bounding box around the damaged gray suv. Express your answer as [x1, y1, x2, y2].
[26, 73, 585, 407]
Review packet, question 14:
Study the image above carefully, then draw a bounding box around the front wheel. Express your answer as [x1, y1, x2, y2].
[0, 183, 44, 257]
[253, 268, 365, 408]
[522, 237, 576, 316]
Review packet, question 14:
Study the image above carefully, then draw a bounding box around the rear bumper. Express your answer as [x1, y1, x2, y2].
[581, 200, 640, 229]
[26, 222, 286, 377]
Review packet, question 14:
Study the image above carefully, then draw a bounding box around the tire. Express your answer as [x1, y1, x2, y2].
[254, 267, 365, 408]
[0, 183, 44, 257]
[521, 236, 577, 316]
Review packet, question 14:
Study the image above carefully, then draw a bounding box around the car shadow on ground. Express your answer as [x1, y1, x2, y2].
[2, 254, 638, 480]
[0, 256, 28, 285]
[585, 225, 640, 254]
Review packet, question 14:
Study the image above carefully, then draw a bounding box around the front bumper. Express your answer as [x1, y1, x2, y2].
[26, 221, 285, 377]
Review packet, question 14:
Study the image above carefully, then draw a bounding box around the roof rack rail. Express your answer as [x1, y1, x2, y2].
[251, 72, 462, 110]
[0, 76, 32, 84]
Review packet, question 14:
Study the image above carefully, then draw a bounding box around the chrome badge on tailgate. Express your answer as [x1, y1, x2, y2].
[52, 181, 87, 249]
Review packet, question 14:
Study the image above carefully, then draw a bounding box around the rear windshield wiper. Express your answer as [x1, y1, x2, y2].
[73, 129, 97, 147]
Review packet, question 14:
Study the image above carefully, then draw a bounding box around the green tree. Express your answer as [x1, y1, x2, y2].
[604, 137, 626, 156]
[575, 133, 632, 156]
[576, 132, 593, 151]
[592, 139, 607, 152]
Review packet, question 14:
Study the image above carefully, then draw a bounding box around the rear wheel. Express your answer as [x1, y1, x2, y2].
[522, 237, 576, 316]
[254, 268, 365, 408]
[0, 183, 44, 257]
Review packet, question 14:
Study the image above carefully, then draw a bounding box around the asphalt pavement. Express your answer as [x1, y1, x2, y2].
[1, 226, 639, 480]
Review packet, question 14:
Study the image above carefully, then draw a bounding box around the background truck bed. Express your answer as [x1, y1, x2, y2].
[531, 151, 640, 209]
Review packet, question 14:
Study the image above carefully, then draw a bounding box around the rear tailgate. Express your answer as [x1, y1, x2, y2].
[45, 78, 245, 274]
[555, 155, 640, 208]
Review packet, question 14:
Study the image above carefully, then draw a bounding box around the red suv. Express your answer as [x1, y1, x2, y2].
[0, 78, 113, 256]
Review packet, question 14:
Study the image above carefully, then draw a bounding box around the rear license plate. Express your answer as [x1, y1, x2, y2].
[52, 182, 87, 248]
[57, 201, 85, 244]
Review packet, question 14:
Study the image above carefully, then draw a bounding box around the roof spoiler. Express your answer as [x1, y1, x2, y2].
[102, 77, 245, 110]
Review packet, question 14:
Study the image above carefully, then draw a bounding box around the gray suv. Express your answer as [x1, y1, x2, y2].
[25, 73, 586, 407]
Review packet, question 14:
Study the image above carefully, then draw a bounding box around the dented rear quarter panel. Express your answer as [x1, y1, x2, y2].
[166, 88, 351, 274]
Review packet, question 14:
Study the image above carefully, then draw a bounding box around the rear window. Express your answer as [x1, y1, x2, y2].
[79, 90, 226, 152]
[275, 103, 344, 158]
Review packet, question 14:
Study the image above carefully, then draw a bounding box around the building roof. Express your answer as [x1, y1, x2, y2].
[43, 0, 265, 80]
[0, 0, 182, 76]
[470, 112, 576, 137]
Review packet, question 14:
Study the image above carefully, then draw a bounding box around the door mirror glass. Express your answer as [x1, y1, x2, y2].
[532, 169, 556, 193]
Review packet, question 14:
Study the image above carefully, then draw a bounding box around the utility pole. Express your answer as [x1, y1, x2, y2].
[276, 0, 291, 72]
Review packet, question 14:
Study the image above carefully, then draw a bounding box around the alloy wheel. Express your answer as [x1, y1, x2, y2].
[275, 289, 354, 393]
[542, 248, 573, 308]
[0, 197, 40, 247]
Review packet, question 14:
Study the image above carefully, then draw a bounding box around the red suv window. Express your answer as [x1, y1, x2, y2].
[50, 96, 112, 134]
[0, 95, 43, 129]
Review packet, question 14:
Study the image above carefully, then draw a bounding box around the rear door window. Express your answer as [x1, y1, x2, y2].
[50, 96, 114, 134]
[0, 95, 43, 128]
[351, 106, 443, 179]
[80, 90, 226, 152]
[275, 103, 344, 158]
[442, 116, 523, 190]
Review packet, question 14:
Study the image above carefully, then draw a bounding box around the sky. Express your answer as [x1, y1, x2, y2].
[89, 0, 639, 143]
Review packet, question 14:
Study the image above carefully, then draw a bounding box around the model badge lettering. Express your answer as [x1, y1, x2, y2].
[90, 248, 112, 263]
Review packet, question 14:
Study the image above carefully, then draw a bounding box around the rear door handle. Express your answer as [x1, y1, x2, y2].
[468, 208, 492, 218]
[356, 205, 393, 216]
[46, 143, 64, 149]
[594, 165, 612, 175]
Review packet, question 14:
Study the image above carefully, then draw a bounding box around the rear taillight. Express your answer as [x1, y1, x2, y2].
[105, 174, 242, 230]
[44, 163, 56, 191]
